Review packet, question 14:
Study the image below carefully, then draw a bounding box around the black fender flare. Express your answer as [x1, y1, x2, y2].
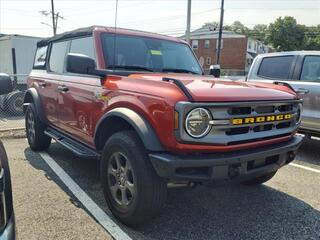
[94, 107, 164, 152]
[23, 88, 46, 123]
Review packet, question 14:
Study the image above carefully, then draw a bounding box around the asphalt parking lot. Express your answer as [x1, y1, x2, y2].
[3, 136, 320, 240]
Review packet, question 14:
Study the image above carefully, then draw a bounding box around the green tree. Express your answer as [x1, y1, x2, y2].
[267, 16, 305, 51]
[252, 24, 268, 42]
[228, 21, 250, 34]
[303, 25, 320, 50]
[202, 22, 220, 30]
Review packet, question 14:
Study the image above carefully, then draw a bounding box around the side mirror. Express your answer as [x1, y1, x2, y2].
[66, 53, 96, 75]
[209, 64, 221, 78]
[0, 73, 13, 95]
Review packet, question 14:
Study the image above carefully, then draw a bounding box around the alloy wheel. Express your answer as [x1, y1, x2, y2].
[107, 152, 136, 208]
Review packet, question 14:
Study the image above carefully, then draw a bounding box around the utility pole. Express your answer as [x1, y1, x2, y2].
[216, 0, 224, 64]
[50, 0, 56, 35]
[39, 7, 64, 36]
[185, 0, 192, 43]
[55, 12, 60, 33]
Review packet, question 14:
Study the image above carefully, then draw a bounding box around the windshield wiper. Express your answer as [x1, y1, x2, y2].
[162, 68, 199, 75]
[108, 65, 154, 72]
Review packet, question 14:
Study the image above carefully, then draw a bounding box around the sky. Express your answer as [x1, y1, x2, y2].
[0, 0, 319, 38]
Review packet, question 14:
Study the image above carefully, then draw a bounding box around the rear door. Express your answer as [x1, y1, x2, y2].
[44, 40, 69, 127]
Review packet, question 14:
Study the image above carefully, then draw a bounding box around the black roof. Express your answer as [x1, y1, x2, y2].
[37, 26, 95, 47]
[37, 25, 184, 47]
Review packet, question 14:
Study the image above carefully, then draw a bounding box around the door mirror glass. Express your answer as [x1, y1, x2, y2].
[209, 64, 221, 78]
[0, 73, 13, 95]
[66, 53, 96, 75]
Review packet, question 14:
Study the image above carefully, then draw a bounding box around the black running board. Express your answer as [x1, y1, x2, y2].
[45, 128, 99, 159]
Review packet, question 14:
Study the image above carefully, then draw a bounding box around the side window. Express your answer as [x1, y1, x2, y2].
[258, 56, 294, 79]
[204, 40, 210, 49]
[206, 57, 211, 65]
[49, 41, 68, 73]
[70, 36, 95, 60]
[33, 46, 48, 69]
[300, 56, 320, 82]
[191, 40, 198, 50]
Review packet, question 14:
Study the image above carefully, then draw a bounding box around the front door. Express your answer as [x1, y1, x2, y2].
[57, 75, 101, 146]
[289, 55, 320, 132]
[57, 36, 100, 146]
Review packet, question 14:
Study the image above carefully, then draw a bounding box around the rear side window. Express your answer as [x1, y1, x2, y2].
[300, 56, 320, 82]
[33, 46, 48, 69]
[49, 41, 68, 73]
[258, 56, 294, 79]
[69, 36, 95, 60]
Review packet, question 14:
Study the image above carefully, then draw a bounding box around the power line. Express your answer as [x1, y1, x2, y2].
[226, 7, 319, 10]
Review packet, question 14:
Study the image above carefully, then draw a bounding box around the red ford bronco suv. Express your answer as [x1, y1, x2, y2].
[24, 26, 303, 226]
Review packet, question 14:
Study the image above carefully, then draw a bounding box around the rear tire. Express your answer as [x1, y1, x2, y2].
[100, 130, 167, 227]
[25, 103, 51, 151]
[241, 171, 277, 186]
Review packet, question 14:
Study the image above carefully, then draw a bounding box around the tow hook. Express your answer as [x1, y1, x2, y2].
[228, 164, 241, 179]
[287, 151, 295, 163]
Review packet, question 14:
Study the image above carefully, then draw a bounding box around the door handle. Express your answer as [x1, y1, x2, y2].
[57, 85, 69, 92]
[294, 88, 309, 95]
[39, 82, 47, 87]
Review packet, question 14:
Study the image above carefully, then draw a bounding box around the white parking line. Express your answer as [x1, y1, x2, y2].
[289, 163, 320, 174]
[39, 152, 132, 240]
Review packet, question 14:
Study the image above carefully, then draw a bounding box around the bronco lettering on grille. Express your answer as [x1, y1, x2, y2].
[231, 114, 292, 125]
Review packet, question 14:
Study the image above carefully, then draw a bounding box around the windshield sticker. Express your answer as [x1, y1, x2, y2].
[150, 50, 162, 55]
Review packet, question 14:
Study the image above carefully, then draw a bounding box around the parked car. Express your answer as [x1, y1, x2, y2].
[0, 73, 16, 239]
[24, 26, 303, 226]
[247, 51, 320, 137]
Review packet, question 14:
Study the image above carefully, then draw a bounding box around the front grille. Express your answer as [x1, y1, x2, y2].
[227, 133, 292, 145]
[177, 100, 301, 146]
[226, 127, 250, 135]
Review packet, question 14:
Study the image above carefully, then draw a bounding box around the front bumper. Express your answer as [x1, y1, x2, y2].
[149, 135, 303, 182]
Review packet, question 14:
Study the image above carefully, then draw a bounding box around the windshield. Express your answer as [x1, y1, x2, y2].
[101, 33, 203, 74]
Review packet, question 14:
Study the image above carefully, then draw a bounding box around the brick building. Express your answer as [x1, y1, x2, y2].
[181, 27, 270, 74]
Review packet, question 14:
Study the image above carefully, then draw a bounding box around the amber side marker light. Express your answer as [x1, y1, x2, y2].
[174, 111, 179, 129]
[103, 75, 122, 88]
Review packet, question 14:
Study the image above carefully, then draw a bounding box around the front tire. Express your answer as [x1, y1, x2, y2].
[241, 171, 277, 186]
[25, 103, 51, 151]
[101, 131, 167, 227]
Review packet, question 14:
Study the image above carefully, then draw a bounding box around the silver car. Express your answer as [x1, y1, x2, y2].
[247, 51, 320, 137]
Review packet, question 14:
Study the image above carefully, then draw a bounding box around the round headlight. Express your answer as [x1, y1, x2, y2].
[185, 108, 212, 138]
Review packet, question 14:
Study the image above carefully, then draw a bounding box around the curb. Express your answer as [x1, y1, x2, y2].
[0, 128, 26, 139]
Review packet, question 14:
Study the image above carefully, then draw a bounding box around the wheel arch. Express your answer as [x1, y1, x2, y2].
[23, 88, 46, 123]
[94, 108, 164, 152]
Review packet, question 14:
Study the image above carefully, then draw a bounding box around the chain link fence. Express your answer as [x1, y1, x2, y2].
[0, 74, 26, 133]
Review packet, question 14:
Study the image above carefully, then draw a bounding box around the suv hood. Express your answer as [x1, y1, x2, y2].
[128, 73, 297, 102]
